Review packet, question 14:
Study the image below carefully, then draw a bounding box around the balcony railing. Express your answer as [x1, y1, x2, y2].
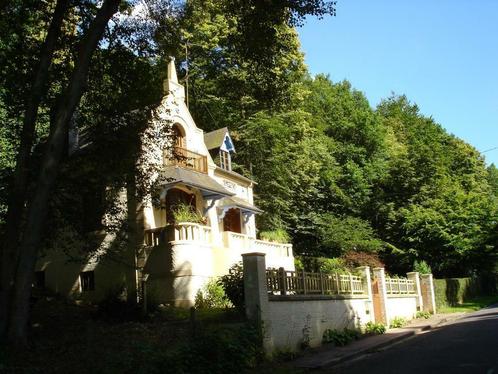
[164, 146, 208, 174]
[144, 223, 212, 246]
[222, 231, 293, 258]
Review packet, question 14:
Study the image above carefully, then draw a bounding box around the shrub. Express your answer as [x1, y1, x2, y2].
[296, 256, 351, 273]
[413, 260, 432, 275]
[194, 279, 232, 309]
[259, 228, 290, 243]
[218, 263, 244, 312]
[322, 328, 361, 346]
[319, 258, 349, 274]
[416, 311, 431, 319]
[341, 251, 384, 270]
[172, 203, 204, 223]
[434, 277, 484, 308]
[364, 321, 386, 335]
[294, 256, 304, 271]
[389, 317, 406, 328]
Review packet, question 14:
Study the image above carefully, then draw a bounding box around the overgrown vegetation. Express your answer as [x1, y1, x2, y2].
[413, 260, 432, 275]
[218, 263, 245, 312]
[389, 317, 407, 329]
[322, 328, 362, 346]
[364, 321, 387, 335]
[2, 297, 261, 373]
[259, 228, 290, 243]
[194, 278, 232, 309]
[415, 311, 431, 319]
[171, 203, 204, 224]
[434, 276, 497, 309]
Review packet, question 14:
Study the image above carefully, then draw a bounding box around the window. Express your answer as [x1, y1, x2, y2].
[219, 150, 231, 171]
[173, 124, 185, 148]
[34, 271, 45, 289]
[80, 271, 95, 291]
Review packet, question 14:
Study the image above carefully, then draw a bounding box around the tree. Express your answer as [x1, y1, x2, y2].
[3, 0, 121, 346]
[0, 0, 70, 339]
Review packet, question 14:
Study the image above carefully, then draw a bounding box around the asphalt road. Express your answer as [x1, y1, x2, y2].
[330, 305, 498, 374]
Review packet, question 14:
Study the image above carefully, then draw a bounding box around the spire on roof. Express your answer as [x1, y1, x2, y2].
[167, 56, 178, 83]
[164, 56, 185, 100]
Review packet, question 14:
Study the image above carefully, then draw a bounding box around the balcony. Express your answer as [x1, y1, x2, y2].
[221, 231, 293, 258]
[144, 223, 212, 246]
[164, 146, 208, 174]
[144, 227, 293, 259]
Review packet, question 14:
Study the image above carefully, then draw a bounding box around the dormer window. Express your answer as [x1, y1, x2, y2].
[204, 127, 236, 172]
[220, 150, 231, 171]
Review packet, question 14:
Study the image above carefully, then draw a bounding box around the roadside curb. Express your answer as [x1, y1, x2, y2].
[293, 313, 466, 370]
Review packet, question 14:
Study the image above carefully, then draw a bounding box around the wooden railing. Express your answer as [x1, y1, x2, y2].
[385, 277, 416, 295]
[164, 146, 208, 174]
[144, 223, 212, 246]
[266, 268, 366, 296]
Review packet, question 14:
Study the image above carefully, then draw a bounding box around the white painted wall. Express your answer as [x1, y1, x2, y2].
[265, 298, 373, 352]
[386, 296, 418, 322]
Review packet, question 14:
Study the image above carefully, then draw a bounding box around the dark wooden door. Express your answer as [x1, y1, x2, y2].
[223, 208, 241, 233]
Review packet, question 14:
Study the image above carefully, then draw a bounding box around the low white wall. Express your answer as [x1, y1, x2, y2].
[386, 296, 418, 323]
[264, 297, 373, 352]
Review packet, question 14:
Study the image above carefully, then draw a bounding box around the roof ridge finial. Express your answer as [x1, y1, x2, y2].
[167, 56, 178, 83]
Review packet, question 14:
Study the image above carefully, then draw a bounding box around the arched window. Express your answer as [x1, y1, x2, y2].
[173, 123, 185, 149]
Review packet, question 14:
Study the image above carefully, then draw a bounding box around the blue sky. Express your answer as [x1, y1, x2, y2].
[298, 0, 498, 166]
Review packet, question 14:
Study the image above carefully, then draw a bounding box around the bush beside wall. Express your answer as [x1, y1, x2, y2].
[434, 276, 497, 309]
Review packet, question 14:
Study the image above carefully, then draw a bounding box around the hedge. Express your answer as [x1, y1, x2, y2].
[434, 275, 498, 309]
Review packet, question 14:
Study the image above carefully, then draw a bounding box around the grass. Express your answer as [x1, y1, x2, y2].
[437, 295, 498, 313]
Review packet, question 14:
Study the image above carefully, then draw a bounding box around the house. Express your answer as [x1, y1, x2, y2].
[35, 58, 295, 307]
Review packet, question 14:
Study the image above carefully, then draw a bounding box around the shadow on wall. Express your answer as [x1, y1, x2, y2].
[144, 242, 193, 307]
[38, 226, 138, 304]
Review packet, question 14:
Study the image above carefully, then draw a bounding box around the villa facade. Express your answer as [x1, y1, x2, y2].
[35, 59, 295, 306]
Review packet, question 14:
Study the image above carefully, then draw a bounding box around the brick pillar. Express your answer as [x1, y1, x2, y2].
[242, 252, 272, 353]
[420, 274, 437, 314]
[372, 267, 390, 326]
[356, 266, 374, 323]
[407, 271, 423, 312]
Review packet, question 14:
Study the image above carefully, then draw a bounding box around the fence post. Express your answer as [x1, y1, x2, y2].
[373, 267, 390, 326]
[356, 266, 373, 323]
[407, 271, 423, 311]
[420, 273, 437, 314]
[278, 267, 287, 296]
[335, 273, 340, 294]
[302, 270, 307, 295]
[356, 266, 372, 300]
[349, 272, 354, 295]
[242, 252, 272, 354]
[319, 271, 324, 295]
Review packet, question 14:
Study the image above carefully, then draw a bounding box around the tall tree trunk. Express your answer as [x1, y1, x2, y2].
[6, 0, 121, 347]
[0, 0, 70, 339]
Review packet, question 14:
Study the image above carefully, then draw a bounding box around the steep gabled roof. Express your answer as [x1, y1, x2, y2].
[204, 127, 233, 151]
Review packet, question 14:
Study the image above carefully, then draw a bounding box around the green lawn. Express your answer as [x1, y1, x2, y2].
[437, 295, 498, 313]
